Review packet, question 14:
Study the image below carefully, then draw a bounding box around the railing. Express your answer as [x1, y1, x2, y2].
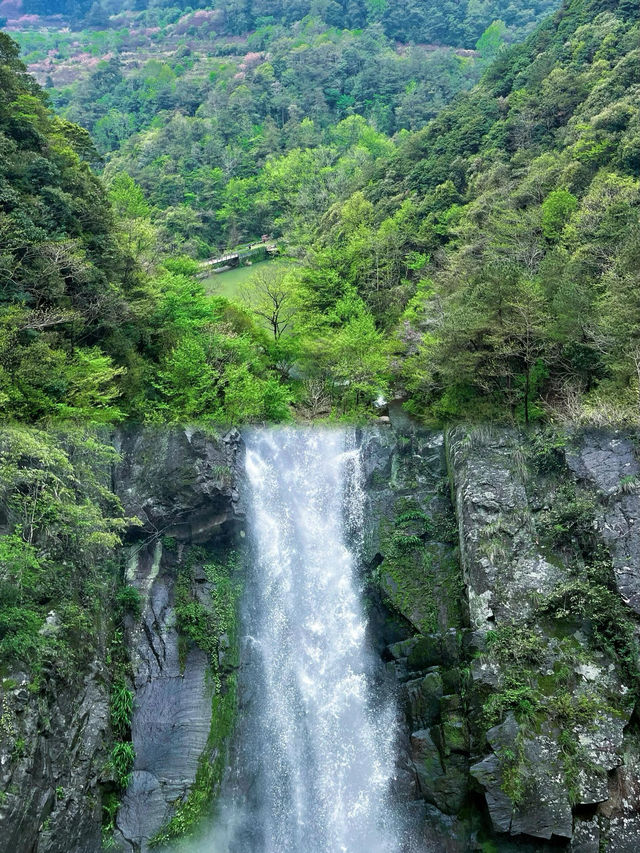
[203, 244, 280, 269]
[203, 252, 240, 267]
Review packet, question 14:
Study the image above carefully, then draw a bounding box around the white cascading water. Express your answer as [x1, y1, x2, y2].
[222, 427, 406, 853]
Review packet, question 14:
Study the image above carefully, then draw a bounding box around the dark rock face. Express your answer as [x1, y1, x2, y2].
[114, 426, 242, 546]
[471, 714, 578, 840]
[362, 424, 640, 852]
[563, 432, 640, 851]
[112, 427, 243, 853]
[3, 423, 640, 853]
[359, 426, 472, 852]
[448, 427, 569, 630]
[114, 596, 215, 851]
[0, 664, 109, 853]
[0, 427, 243, 853]
[565, 429, 640, 613]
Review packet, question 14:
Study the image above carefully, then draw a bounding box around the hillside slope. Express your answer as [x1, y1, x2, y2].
[299, 0, 638, 423]
[0, 33, 295, 424]
[361, 0, 640, 424]
[0, 32, 148, 421]
[14, 0, 558, 47]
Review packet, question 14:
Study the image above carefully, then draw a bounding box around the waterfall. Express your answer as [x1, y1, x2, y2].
[222, 428, 406, 853]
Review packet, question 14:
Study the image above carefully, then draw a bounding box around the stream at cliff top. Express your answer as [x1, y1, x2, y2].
[216, 428, 413, 852]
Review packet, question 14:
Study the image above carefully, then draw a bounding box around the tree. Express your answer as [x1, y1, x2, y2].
[541, 189, 578, 240]
[498, 278, 551, 425]
[83, 2, 110, 28]
[108, 172, 157, 274]
[301, 298, 389, 413]
[240, 266, 298, 340]
[596, 226, 640, 417]
[476, 20, 507, 63]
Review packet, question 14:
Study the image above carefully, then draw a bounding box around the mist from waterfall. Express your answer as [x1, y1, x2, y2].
[215, 427, 407, 853]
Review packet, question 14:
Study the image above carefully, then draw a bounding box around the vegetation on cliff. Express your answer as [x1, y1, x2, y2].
[0, 426, 126, 677]
[0, 425, 138, 840]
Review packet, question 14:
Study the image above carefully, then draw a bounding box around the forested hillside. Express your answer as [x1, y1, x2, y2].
[1, 0, 639, 426]
[8, 0, 563, 258]
[370, 0, 640, 423]
[64, 30, 475, 256]
[15, 0, 557, 47]
[0, 32, 140, 421]
[0, 31, 292, 423]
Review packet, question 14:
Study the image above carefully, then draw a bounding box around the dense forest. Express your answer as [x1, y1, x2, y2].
[0, 0, 639, 427]
[9, 0, 561, 259]
[18, 0, 558, 47]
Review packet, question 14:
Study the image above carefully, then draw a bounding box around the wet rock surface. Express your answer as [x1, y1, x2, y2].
[112, 428, 243, 852]
[3, 424, 640, 853]
[360, 426, 473, 852]
[0, 427, 243, 853]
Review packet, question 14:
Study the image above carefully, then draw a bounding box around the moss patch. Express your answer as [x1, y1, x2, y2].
[376, 493, 463, 633]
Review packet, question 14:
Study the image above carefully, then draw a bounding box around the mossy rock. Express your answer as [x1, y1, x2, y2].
[405, 671, 443, 729]
[442, 714, 469, 755]
[411, 728, 469, 815]
[407, 635, 442, 670]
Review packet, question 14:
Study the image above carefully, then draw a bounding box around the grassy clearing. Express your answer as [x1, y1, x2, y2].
[202, 259, 292, 302]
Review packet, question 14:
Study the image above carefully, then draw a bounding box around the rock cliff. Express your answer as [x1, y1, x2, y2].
[360, 423, 640, 852]
[2, 423, 639, 853]
[111, 427, 243, 852]
[0, 427, 243, 853]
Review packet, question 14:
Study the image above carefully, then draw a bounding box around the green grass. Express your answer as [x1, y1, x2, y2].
[202, 259, 292, 301]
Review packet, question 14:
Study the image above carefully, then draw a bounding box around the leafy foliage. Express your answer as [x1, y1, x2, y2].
[0, 34, 149, 422]
[0, 425, 126, 676]
[3, 0, 640, 426]
[110, 679, 134, 741]
[109, 740, 135, 789]
[389, 0, 640, 423]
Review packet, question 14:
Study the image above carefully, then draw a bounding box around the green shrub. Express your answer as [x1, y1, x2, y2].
[116, 586, 142, 619]
[110, 680, 135, 740]
[541, 485, 598, 557]
[0, 607, 43, 666]
[484, 625, 545, 668]
[101, 792, 120, 849]
[483, 680, 539, 727]
[110, 741, 135, 789]
[527, 429, 567, 473]
[541, 578, 639, 685]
